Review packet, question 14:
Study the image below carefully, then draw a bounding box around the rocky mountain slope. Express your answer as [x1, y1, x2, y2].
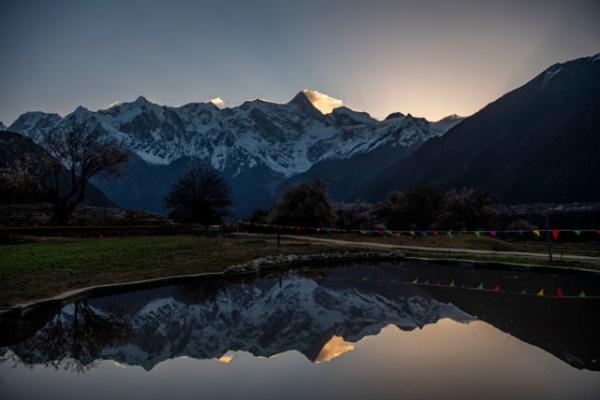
[362, 54, 600, 203]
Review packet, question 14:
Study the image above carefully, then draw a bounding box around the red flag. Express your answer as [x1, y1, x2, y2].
[552, 230, 559, 240]
[493, 284, 500, 292]
[490, 231, 497, 237]
[432, 230, 439, 236]
[295, 226, 303, 233]
[555, 288, 564, 298]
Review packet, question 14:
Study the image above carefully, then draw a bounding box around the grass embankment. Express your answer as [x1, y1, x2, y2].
[2, 233, 599, 308]
[0, 235, 354, 307]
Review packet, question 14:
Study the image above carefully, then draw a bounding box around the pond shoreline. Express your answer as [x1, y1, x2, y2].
[2, 250, 600, 318]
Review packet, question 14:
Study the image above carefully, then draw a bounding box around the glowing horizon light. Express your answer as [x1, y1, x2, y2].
[209, 97, 226, 108]
[302, 89, 343, 114]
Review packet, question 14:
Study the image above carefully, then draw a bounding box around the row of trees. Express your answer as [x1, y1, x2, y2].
[1, 123, 497, 229]
[246, 180, 499, 231]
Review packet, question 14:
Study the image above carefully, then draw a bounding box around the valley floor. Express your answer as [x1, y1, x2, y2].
[1, 234, 598, 308]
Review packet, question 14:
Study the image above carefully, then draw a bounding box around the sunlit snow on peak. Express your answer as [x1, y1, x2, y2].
[303, 89, 343, 114]
[107, 100, 121, 108]
[209, 97, 226, 108]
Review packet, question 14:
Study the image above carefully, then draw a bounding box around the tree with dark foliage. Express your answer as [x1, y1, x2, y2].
[437, 187, 498, 230]
[269, 179, 336, 227]
[375, 185, 442, 230]
[164, 167, 232, 224]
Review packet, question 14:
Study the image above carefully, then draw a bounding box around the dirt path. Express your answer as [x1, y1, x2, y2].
[237, 233, 600, 263]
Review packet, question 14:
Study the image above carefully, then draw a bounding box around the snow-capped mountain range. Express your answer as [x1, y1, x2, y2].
[5, 90, 463, 214]
[8, 91, 461, 177]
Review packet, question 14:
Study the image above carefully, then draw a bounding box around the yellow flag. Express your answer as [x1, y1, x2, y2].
[533, 230, 541, 238]
[537, 288, 544, 296]
[411, 278, 418, 284]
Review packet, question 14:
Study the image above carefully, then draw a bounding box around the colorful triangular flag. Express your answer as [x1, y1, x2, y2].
[574, 230, 581, 236]
[493, 284, 500, 292]
[411, 278, 418, 284]
[532, 230, 541, 238]
[537, 288, 545, 296]
[555, 288, 564, 298]
[578, 291, 587, 298]
[449, 280, 455, 287]
[490, 230, 497, 237]
[552, 230, 559, 240]
[477, 282, 484, 289]
[474, 231, 481, 237]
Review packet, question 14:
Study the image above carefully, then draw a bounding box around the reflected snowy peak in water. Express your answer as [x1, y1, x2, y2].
[2, 262, 600, 373]
[1, 271, 472, 370]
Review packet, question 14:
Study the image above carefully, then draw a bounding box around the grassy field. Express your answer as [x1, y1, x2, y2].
[1, 233, 599, 308]
[0, 235, 355, 307]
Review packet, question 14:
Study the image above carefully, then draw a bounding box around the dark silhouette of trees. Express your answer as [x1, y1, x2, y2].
[164, 166, 232, 224]
[269, 179, 336, 227]
[436, 187, 498, 229]
[334, 202, 373, 229]
[375, 185, 442, 230]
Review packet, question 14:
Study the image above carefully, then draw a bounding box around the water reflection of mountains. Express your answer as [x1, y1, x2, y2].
[1, 263, 599, 371]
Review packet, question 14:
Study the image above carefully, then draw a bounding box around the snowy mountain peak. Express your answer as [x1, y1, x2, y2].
[300, 89, 343, 114]
[10, 92, 462, 178]
[385, 112, 406, 120]
[0, 121, 6, 130]
[436, 114, 463, 123]
[134, 95, 151, 105]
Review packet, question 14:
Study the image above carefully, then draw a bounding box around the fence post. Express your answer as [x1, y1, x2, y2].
[277, 223, 281, 248]
[545, 217, 553, 262]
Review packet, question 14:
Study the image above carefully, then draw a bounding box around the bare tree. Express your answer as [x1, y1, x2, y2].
[36, 122, 129, 224]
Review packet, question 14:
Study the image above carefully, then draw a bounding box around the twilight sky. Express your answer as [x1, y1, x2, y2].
[0, 0, 599, 124]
